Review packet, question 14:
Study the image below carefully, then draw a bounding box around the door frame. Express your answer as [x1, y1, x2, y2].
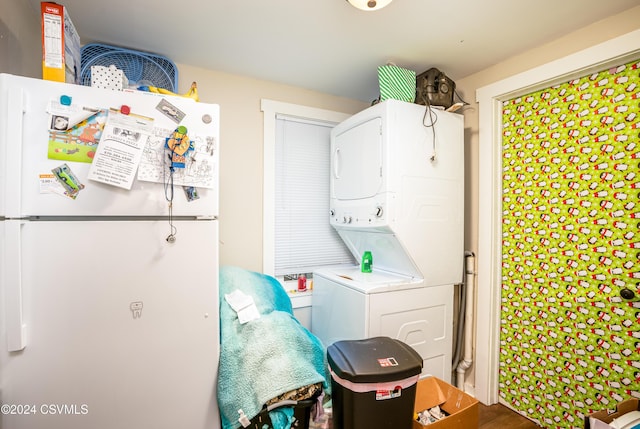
[474, 29, 640, 405]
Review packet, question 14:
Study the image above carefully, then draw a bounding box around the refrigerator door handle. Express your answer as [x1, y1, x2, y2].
[5, 86, 25, 218]
[5, 220, 26, 351]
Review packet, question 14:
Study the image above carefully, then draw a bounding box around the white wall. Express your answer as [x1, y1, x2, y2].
[0, 0, 40, 77]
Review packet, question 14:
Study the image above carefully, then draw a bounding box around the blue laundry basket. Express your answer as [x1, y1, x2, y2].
[80, 43, 178, 92]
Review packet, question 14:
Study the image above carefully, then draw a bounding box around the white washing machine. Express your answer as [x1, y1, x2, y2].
[311, 100, 464, 383]
[312, 266, 454, 381]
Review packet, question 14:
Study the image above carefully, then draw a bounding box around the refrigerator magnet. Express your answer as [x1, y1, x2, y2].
[51, 163, 85, 199]
[183, 186, 199, 202]
[166, 126, 194, 169]
[156, 99, 185, 123]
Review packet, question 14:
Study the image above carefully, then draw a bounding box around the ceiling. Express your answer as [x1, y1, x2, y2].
[29, 0, 638, 102]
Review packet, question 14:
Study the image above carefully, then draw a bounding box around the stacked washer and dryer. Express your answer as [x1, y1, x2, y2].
[311, 99, 464, 382]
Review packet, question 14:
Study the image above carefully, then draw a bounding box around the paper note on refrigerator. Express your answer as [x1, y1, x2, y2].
[136, 127, 217, 189]
[47, 108, 107, 164]
[87, 109, 154, 190]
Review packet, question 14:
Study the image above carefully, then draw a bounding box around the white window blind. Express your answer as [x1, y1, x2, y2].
[274, 115, 354, 276]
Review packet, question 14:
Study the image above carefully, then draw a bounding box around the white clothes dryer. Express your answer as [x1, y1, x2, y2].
[311, 100, 464, 383]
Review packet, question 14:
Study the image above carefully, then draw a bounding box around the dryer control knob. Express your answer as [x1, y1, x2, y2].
[375, 206, 383, 217]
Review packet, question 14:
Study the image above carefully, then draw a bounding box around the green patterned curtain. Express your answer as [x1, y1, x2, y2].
[500, 59, 639, 428]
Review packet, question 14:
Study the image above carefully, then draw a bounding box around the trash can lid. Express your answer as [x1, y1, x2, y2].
[327, 337, 423, 383]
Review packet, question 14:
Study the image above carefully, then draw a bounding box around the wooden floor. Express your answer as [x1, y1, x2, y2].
[479, 403, 541, 428]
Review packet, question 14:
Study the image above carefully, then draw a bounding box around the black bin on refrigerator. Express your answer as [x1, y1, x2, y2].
[327, 337, 423, 429]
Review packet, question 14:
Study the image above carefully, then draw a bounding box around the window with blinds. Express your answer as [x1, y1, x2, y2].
[274, 115, 354, 277]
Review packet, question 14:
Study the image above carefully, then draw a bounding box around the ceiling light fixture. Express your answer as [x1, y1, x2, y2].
[347, 0, 393, 11]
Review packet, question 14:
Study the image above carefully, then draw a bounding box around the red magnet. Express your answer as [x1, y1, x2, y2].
[120, 105, 131, 115]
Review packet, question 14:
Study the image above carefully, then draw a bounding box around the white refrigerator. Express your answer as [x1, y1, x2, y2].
[0, 74, 220, 429]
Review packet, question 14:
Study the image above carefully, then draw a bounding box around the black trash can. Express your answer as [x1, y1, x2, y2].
[327, 337, 423, 429]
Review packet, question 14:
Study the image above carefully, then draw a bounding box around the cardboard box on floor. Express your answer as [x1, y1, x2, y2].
[586, 399, 640, 429]
[412, 377, 478, 429]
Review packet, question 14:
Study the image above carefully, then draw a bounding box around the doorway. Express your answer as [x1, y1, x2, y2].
[474, 29, 640, 412]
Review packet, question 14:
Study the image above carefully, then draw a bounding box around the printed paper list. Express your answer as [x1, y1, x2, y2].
[88, 110, 154, 189]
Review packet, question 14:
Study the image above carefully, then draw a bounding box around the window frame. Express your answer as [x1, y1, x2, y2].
[261, 99, 351, 277]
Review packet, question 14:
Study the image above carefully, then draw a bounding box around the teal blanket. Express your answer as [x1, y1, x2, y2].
[217, 266, 330, 429]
